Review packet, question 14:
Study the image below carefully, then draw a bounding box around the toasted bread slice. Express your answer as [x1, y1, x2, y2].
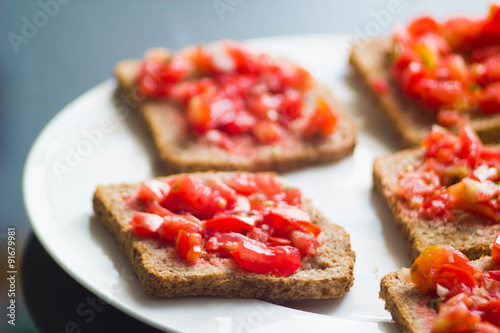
[380, 256, 500, 333]
[115, 54, 356, 175]
[350, 38, 500, 148]
[92, 172, 356, 300]
[373, 148, 500, 261]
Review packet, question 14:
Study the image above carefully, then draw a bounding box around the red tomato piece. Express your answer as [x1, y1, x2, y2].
[222, 110, 257, 135]
[228, 173, 259, 196]
[224, 40, 260, 74]
[205, 216, 255, 233]
[481, 4, 500, 43]
[284, 187, 302, 206]
[475, 322, 500, 333]
[252, 120, 282, 144]
[477, 299, 500, 327]
[138, 179, 171, 202]
[370, 78, 389, 94]
[158, 215, 203, 242]
[408, 16, 440, 37]
[303, 97, 337, 139]
[205, 232, 249, 258]
[137, 55, 191, 97]
[423, 192, 452, 218]
[478, 82, 500, 114]
[231, 240, 302, 276]
[253, 174, 283, 197]
[432, 294, 481, 333]
[442, 17, 484, 51]
[164, 174, 226, 220]
[397, 170, 441, 207]
[281, 88, 304, 121]
[474, 56, 500, 87]
[411, 246, 479, 293]
[434, 264, 477, 298]
[458, 126, 482, 166]
[291, 230, 319, 257]
[144, 200, 175, 217]
[391, 45, 420, 84]
[268, 236, 292, 246]
[435, 55, 467, 81]
[267, 205, 321, 237]
[247, 227, 270, 243]
[471, 46, 500, 63]
[176, 230, 202, 263]
[130, 212, 164, 235]
[418, 79, 465, 111]
[402, 62, 426, 98]
[246, 93, 284, 120]
[492, 235, 500, 263]
[436, 110, 468, 128]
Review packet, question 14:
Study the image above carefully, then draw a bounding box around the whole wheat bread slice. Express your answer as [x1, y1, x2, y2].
[115, 53, 356, 175]
[380, 256, 500, 333]
[92, 172, 356, 300]
[373, 148, 500, 261]
[350, 38, 500, 148]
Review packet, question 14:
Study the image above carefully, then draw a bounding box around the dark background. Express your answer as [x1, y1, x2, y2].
[1, 0, 490, 331]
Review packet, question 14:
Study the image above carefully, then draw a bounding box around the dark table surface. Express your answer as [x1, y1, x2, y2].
[1, 0, 490, 331]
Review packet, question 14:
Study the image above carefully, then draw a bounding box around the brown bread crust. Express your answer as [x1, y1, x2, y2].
[380, 257, 500, 333]
[373, 148, 500, 261]
[115, 57, 356, 175]
[92, 172, 356, 300]
[350, 38, 500, 148]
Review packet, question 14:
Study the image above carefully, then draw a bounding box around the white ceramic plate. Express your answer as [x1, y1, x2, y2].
[24, 35, 410, 333]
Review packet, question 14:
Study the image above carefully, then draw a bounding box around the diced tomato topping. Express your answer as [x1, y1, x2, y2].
[390, 6, 500, 119]
[398, 125, 500, 223]
[137, 55, 191, 97]
[481, 4, 500, 43]
[205, 216, 255, 234]
[410, 246, 479, 293]
[268, 235, 292, 246]
[163, 174, 227, 220]
[478, 82, 500, 114]
[410, 241, 500, 332]
[284, 187, 302, 206]
[434, 264, 477, 298]
[231, 240, 302, 276]
[493, 235, 500, 263]
[408, 16, 440, 37]
[205, 232, 249, 258]
[138, 180, 170, 202]
[130, 212, 164, 235]
[302, 97, 337, 139]
[266, 205, 321, 237]
[436, 110, 468, 128]
[252, 120, 281, 144]
[158, 215, 203, 242]
[144, 200, 174, 217]
[290, 230, 319, 257]
[137, 40, 336, 150]
[371, 78, 389, 94]
[129, 173, 318, 276]
[228, 173, 259, 196]
[247, 227, 270, 243]
[176, 230, 202, 263]
[432, 294, 481, 333]
[253, 174, 283, 197]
